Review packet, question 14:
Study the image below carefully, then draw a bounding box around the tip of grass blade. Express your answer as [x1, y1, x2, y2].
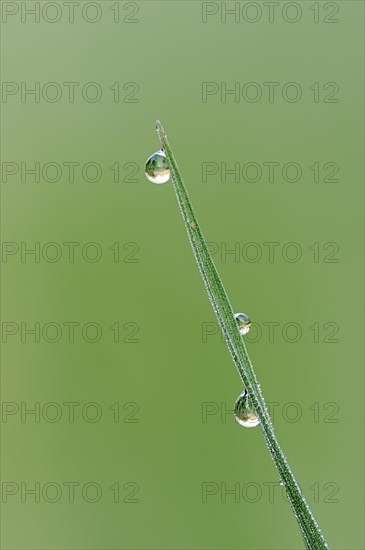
[156, 120, 167, 143]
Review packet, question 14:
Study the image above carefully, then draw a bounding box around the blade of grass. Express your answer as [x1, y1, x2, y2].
[155, 120, 329, 550]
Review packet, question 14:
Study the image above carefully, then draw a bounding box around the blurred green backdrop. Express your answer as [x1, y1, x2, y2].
[1, 1, 364, 549]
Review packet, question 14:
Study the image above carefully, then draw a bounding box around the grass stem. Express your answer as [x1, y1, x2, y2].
[155, 120, 329, 550]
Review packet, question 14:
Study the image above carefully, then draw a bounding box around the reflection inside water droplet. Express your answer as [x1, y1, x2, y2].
[234, 312, 251, 335]
[144, 150, 171, 184]
[234, 389, 260, 428]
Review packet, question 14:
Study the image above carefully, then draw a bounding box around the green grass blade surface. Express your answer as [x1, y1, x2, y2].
[155, 120, 329, 550]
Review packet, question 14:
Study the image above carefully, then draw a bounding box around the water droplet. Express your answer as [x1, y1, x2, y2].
[145, 150, 170, 184]
[234, 312, 251, 335]
[234, 390, 260, 428]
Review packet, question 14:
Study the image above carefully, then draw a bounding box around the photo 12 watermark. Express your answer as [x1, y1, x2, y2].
[201, 400, 340, 424]
[1, 481, 140, 503]
[201, 2, 340, 24]
[1, 161, 140, 184]
[201, 320, 340, 343]
[202, 81, 339, 103]
[1, 1, 140, 24]
[201, 480, 339, 503]
[1, 321, 140, 343]
[204, 241, 340, 264]
[1, 241, 140, 263]
[1, 81, 140, 104]
[201, 161, 340, 184]
[1, 401, 140, 424]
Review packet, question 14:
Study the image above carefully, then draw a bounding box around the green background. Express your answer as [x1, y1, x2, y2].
[1, 1, 364, 549]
